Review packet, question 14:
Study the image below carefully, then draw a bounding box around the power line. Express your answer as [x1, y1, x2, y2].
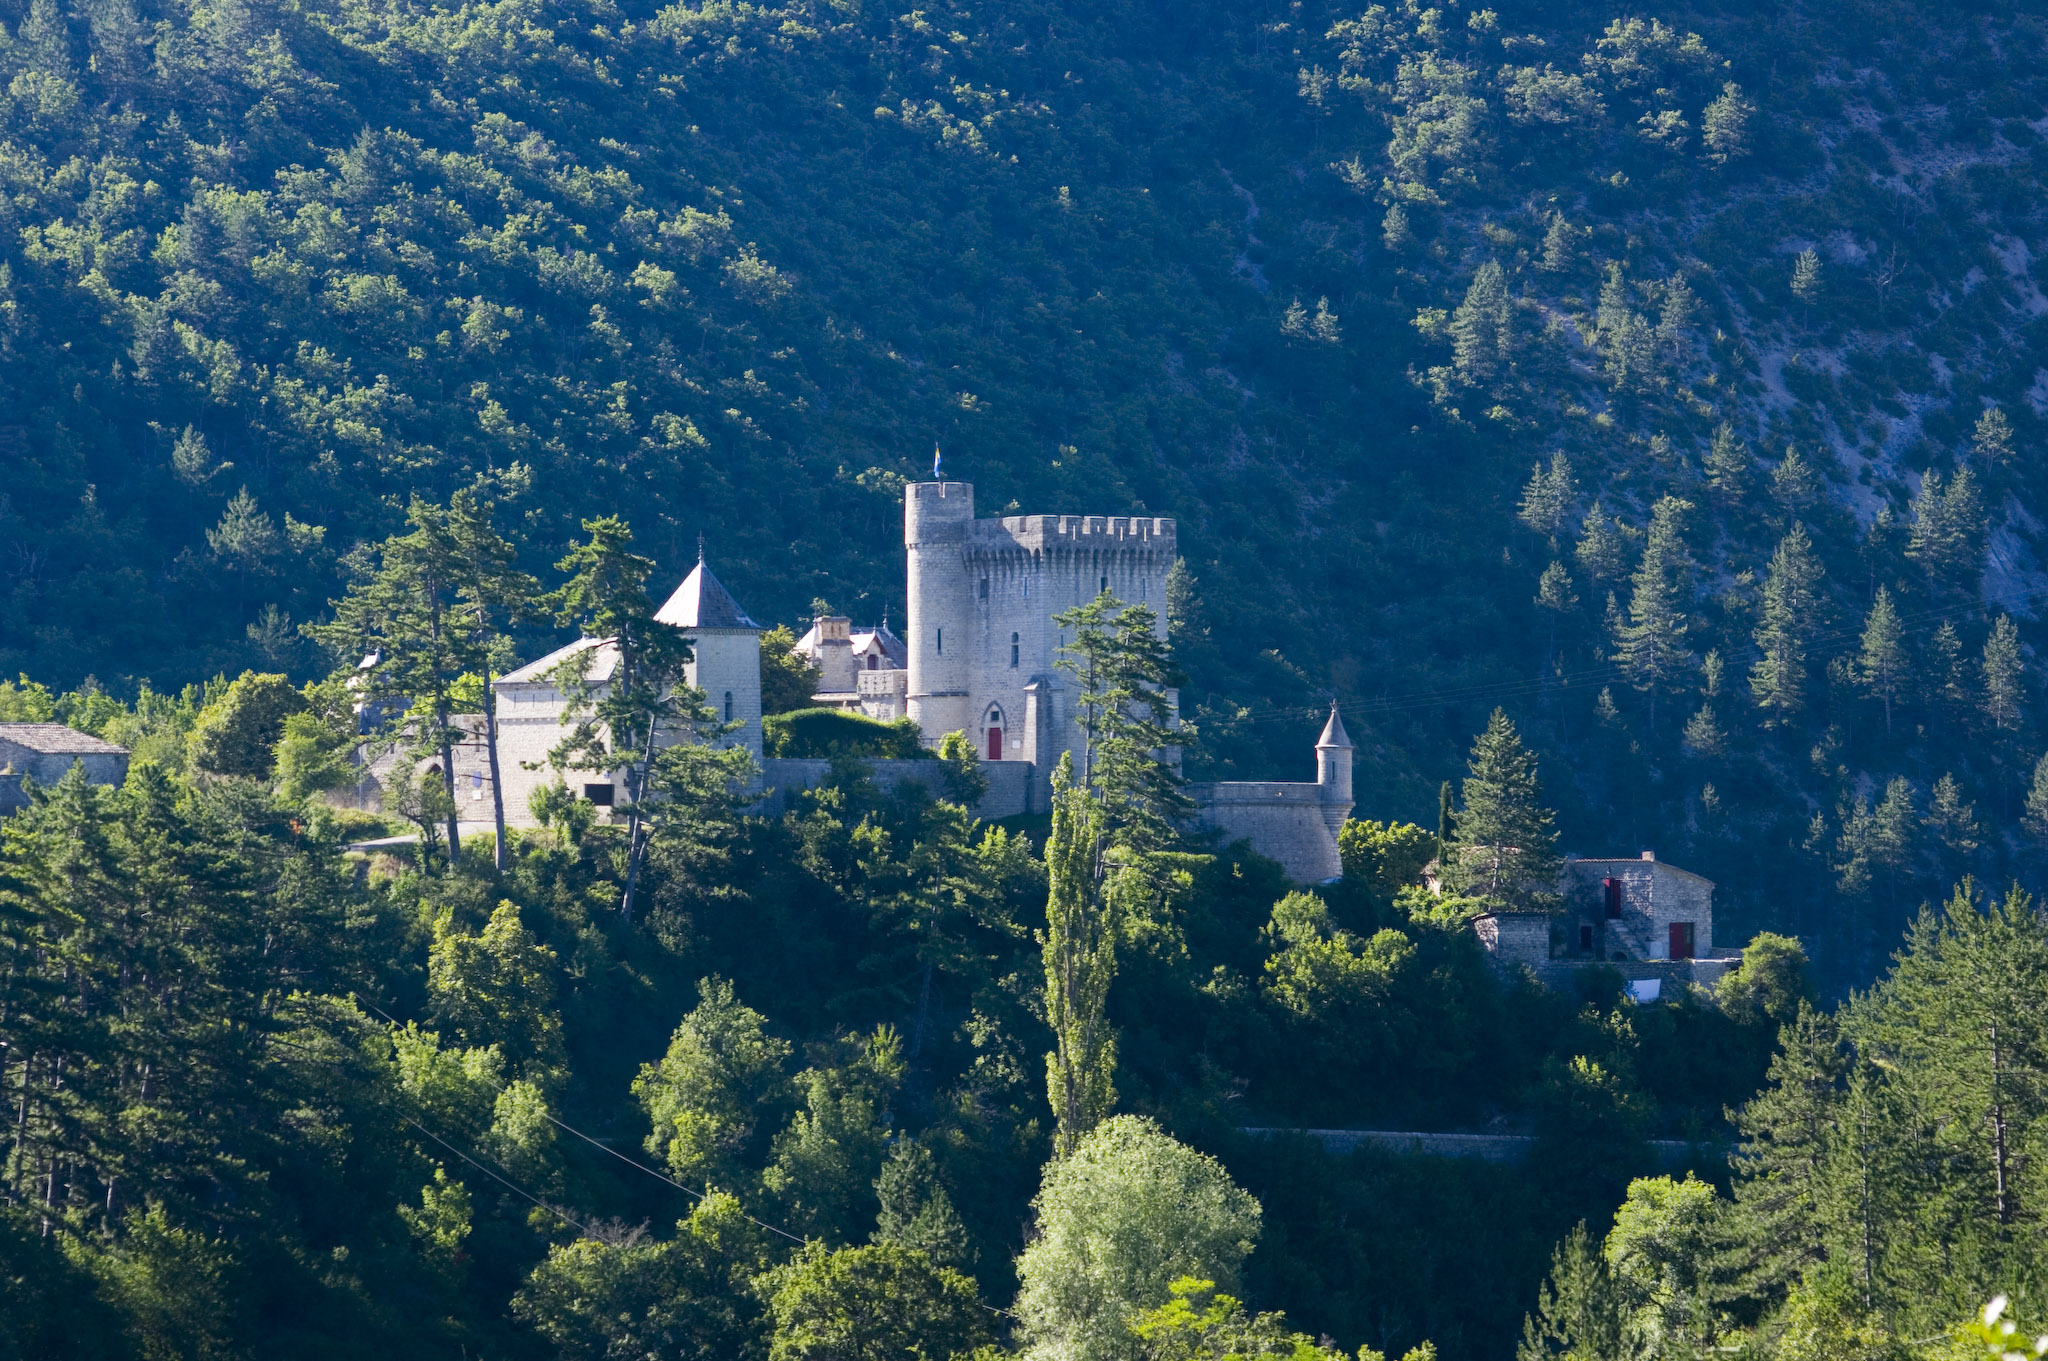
[402, 1115, 597, 1239]
[357, 996, 806, 1245]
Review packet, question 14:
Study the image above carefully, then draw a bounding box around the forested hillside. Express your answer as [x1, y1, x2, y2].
[7, 0, 2048, 980]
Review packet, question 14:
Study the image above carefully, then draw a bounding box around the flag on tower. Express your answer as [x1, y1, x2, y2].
[933, 443, 942, 479]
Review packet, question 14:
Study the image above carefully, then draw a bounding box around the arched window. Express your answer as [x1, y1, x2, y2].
[1010, 632, 1020, 667]
[724, 691, 733, 720]
[867, 654, 877, 670]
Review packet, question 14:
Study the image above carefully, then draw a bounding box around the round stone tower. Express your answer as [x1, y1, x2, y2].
[905, 481, 975, 744]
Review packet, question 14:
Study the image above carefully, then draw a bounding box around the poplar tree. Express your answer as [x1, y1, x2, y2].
[1041, 754, 1119, 1158]
[1858, 587, 1906, 734]
[1445, 709, 1561, 906]
[1750, 525, 1824, 725]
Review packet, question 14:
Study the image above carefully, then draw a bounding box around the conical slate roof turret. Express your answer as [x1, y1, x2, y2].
[655, 550, 761, 630]
[1316, 702, 1353, 750]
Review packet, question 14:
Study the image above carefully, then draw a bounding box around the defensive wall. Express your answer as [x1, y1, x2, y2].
[1241, 1128, 1718, 1169]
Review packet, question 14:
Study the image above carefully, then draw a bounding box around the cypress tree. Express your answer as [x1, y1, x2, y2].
[1042, 754, 1119, 1159]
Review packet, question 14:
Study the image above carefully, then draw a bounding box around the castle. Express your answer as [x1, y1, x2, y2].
[473, 479, 1355, 882]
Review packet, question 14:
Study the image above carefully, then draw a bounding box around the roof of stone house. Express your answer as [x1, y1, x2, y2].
[655, 557, 760, 630]
[0, 723, 128, 756]
[496, 637, 620, 686]
[852, 624, 905, 668]
[1562, 855, 1715, 889]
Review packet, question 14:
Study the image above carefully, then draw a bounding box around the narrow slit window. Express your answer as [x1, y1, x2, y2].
[979, 577, 989, 599]
[936, 628, 942, 655]
[724, 691, 733, 720]
[1011, 632, 1020, 667]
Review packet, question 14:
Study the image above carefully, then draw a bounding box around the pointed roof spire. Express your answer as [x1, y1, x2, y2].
[1316, 702, 1353, 751]
[655, 552, 761, 630]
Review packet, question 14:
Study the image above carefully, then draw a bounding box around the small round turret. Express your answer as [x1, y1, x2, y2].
[1316, 703, 1355, 837]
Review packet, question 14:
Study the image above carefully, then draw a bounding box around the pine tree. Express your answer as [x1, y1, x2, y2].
[1053, 593, 1192, 855]
[1972, 406, 2015, 474]
[1702, 82, 1754, 164]
[547, 515, 701, 913]
[1867, 777, 1915, 907]
[169, 424, 230, 487]
[1858, 587, 1907, 734]
[1720, 1003, 1847, 1304]
[1981, 615, 2023, 733]
[1613, 496, 1693, 729]
[873, 1141, 970, 1270]
[1574, 500, 1633, 583]
[1518, 452, 1578, 543]
[2024, 753, 2048, 849]
[1445, 709, 1561, 905]
[1539, 214, 1576, 273]
[1452, 260, 1512, 383]
[1791, 249, 1821, 313]
[1926, 773, 1979, 864]
[1769, 446, 1823, 516]
[1536, 561, 1578, 615]
[1656, 272, 1697, 362]
[1517, 1224, 1629, 1361]
[1596, 262, 1655, 390]
[1703, 423, 1750, 502]
[1910, 467, 1987, 593]
[1929, 621, 1971, 727]
[1750, 525, 1824, 725]
[1682, 704, 1725, 759]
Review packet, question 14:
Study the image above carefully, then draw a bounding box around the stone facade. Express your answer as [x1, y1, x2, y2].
[1474, 851, 1740, 989]
[1188, 707, 1354, 882]
[904, 481, 1178, 778]
[0, 724, 130, 792]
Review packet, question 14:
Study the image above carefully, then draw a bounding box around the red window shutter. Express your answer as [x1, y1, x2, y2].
[1604, 878, 1622, 919]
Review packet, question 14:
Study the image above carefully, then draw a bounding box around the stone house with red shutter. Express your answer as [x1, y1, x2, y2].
[1474, 851, 1741, 993]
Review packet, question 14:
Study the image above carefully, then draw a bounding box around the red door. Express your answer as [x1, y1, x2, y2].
[987, 728, 1003, 760]
[1668, 922, 1695, 959]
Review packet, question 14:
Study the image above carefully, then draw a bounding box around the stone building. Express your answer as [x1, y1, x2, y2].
[488, 552, 763, 817]
[1474, 851, 1740, 990]
[794, 617, 908, 719]
[0, 724, 131, 815]
[903, 480, 1178, 775]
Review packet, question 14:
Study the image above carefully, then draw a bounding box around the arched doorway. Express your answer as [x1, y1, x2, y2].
[985, 705, 1004, 761]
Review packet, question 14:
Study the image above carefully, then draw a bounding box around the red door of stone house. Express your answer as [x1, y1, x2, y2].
[1603, 878, 1622, 919]
[987, 728, 1003, 760]
[1669, 922, 1695, 959]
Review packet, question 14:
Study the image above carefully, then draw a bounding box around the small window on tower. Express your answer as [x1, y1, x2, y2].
[724, 691, 733, 720]
[937, 628, 943, 655]
[1011, 632, 1020, 667]
[867, 655, 877, 670]
[979, 577, 989, 599]
[1100, 575, 1109, 594]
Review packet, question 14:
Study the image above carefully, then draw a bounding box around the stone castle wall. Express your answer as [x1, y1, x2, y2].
[1190, 781, 1344, 882]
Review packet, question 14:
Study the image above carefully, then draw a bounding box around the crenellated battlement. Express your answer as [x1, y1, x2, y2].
[967, 513, 1177, 554]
